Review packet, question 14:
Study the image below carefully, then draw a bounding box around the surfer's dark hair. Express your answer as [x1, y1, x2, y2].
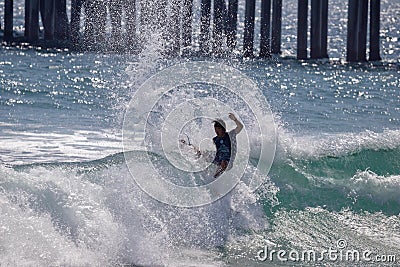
[213, 121, 226, 131]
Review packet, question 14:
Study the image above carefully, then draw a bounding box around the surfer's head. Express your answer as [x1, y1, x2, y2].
[213, 119, 226, 136]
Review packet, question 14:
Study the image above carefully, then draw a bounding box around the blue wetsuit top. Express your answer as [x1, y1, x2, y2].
[213, 133, 232, 164]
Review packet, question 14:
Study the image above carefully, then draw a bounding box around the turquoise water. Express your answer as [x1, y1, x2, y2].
[1, 0, 400, 266]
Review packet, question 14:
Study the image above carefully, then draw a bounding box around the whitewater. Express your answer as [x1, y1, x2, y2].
[1, 0, 400, 266]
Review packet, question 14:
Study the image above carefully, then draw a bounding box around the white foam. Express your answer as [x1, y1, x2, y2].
[0, 165, 123, 266]
[276, 128, 400, 160]
[349, 170, 400, 204]
[0, 127, 122, 165]
[0, 154, 278, 265]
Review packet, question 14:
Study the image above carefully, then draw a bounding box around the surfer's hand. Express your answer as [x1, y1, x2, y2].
[195, 149, 201, 157]
[228, 113, 237, 121]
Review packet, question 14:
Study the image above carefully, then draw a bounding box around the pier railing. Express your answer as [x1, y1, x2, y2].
[1, 0, 382, 62]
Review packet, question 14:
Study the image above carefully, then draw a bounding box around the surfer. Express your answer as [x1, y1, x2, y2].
[212, 113, 243, 178]
[179, 113, 243, 177]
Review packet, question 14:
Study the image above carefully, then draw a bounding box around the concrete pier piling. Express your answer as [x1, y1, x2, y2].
[84, 0, 107, 47]
[297, 0, 308, 60]
[243, 0, 256, 58]
[357, 0, 369, 62]
[168, 0, 181, 56]
[347, 0, 369, 62]
[110, 0, 123, 41]
[200, 0, 211, 55]
[369, 0, 381, 61]
[310, 0, 321, 58]
[40, 0, 55, 40]
[4, 0, 13, 41]
[25, 0, 40, 42]
[260, 0, 272, 58]
[124, 1, 137, 45]
[55, 0, 69, 40]
[346, 0, 357, 62]
[320, 0, 328, 58]
[310, 0, 328, 59]
[213, 0, 226, 54]
[226, 0, 239, 50]
[271, 0, 282, 54]
[182, 0, 193, 50]
[70, 0, 83, 44]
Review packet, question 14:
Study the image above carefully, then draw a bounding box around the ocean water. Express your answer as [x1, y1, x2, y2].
[1, 0, 400, 266]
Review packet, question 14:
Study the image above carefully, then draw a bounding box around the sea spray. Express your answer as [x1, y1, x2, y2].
[0, 151, 279, 266]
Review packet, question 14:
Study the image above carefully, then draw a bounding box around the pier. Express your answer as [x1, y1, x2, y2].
[1, 0, 383, 62]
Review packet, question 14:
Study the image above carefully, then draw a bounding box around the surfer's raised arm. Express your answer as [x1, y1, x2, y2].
[228, 113, 243, 134]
